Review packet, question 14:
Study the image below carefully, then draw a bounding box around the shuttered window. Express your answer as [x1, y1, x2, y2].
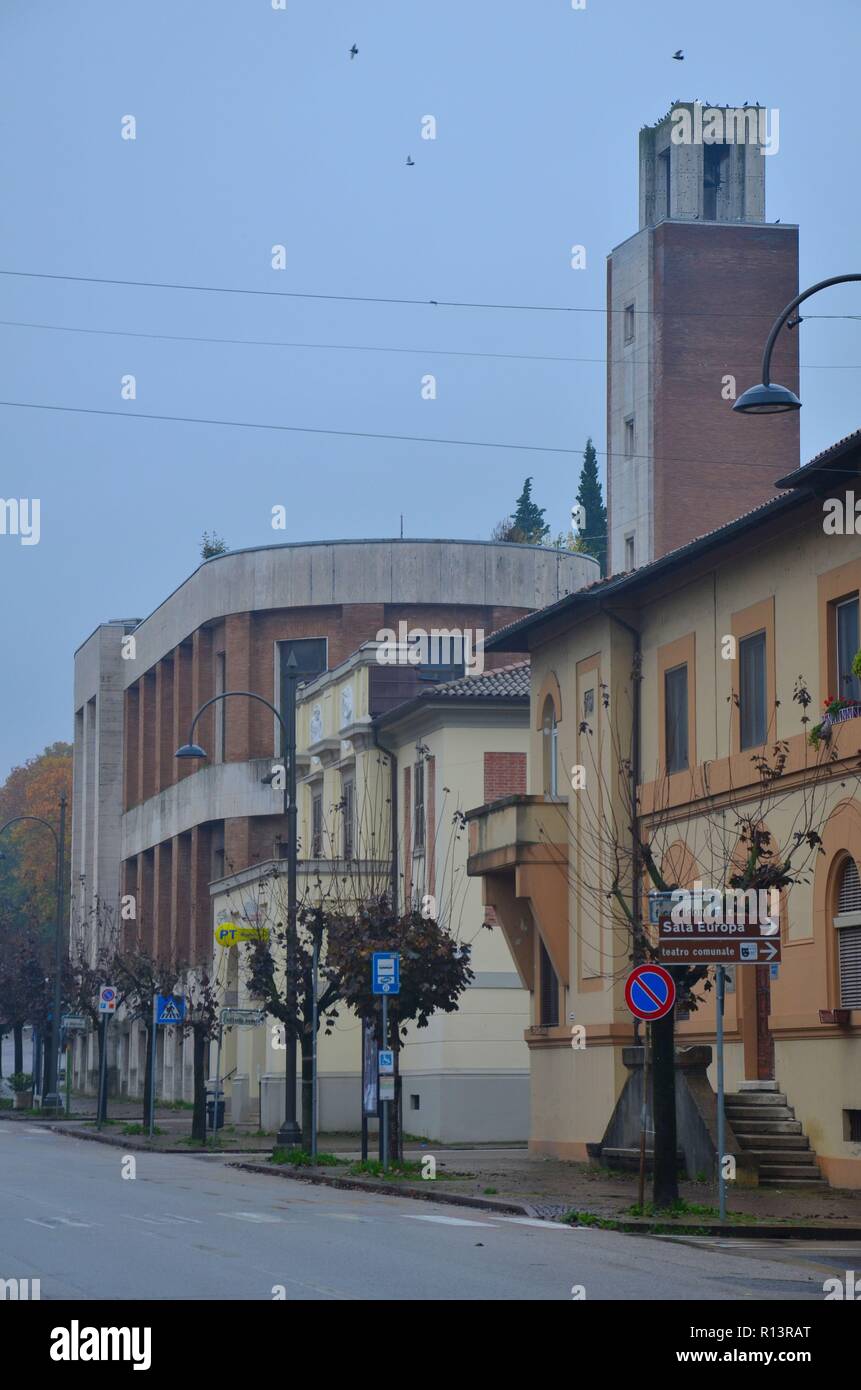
[665, 664, 689, 774]
[539, 939, 559, 1027]
[739, 630, 767, 749]
[836, 859, 861, 1009]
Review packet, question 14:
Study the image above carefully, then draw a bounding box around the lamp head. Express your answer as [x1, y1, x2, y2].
[733, 382, 802, 415]
[175, 743, 208, 760]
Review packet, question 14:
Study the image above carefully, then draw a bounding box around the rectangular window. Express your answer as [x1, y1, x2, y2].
[413, 761, 425, 852]
[623, 304, 635, 343]
[836, 597, 861, 702]
[739, 630, 767, 749]
[342, 776, 354, 859]
[844, 1110, 861, 1143]
[664, 664, 689, 774]
[279, 639, 327, 753]
[311, 791, 323, 858]
[624, 534, 635, 571]
[215, 652, 226, 762]
[624, 417, 635, 457]
[538, 939, 559, 1027]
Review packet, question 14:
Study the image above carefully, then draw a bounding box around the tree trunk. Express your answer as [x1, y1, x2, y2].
[300, 1029, 314, 1151]
[191, 1027, 207, 1143]
[142, 1023, 153, 1126]
[651, 1009, 679, 1208]
[13, 1023, 23, 1076]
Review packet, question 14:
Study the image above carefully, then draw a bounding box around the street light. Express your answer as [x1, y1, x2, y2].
[733, 273, 861, 415]
[0, 793, 67, 1112]
[176, 663, 303, 1147]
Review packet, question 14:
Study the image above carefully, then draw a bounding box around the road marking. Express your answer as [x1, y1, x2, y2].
[402, 1214, 496, 1228]
[25, 1216, 93, 1229]
[320, 1213, 370, 1223]
[219, 1211, 287, 1224]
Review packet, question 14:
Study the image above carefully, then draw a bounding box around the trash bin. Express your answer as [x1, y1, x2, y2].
[206, 1091, 225, 1130]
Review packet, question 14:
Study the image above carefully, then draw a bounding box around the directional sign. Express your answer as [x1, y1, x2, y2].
[220, 1007, 265, 1028]
[98, 986, 118, 1014]
[156, 994, 186, 1025]
[61, 1015, 87, 1032]
[648, 891, 678, 925]
[372, 952, 400, 996]
[658, 916, 780, 940]
[625, 964, 676, 1021]
[659, 939, 781, 966]
[378, 1050, 394, 1075]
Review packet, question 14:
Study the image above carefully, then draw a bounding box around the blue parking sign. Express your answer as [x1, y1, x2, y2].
[372, 952, 400, 995]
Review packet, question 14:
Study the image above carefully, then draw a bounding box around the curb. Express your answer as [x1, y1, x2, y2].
[11, 1121, 861, 1237]
[226, 1160, 531, 1216]
[568, 1217, 861, 1240]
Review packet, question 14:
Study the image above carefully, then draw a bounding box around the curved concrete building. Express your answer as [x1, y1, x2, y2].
[73, 538, 599, 971]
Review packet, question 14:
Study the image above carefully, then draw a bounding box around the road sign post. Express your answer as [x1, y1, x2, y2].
[372, 953, 400, 1169]
[148, 993, 158, 1138]
[211, 1023, 223, 1148]
[97, 1016, 109, 1128]
[716, 964, 727, 1223]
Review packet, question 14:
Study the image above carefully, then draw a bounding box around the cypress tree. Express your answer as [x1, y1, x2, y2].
[574, 438, 607, 575]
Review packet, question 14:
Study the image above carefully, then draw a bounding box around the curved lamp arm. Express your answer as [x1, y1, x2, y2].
[0, 813, 60, 851]
[760, 273, 861, 386]
[183, 690, 289, 755]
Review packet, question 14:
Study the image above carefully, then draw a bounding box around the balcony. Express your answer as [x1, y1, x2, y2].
[466, 794, 569, 991]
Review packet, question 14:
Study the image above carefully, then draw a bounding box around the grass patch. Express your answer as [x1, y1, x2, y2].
[271, 1146, 344, 1168]
[624, 1199, 755, 1223]
[563, 1210, 622, 1230]
[483, 1187, 498, 1195]
[348, 1158, 427, 1181]
[121, 1123, 164, 1137]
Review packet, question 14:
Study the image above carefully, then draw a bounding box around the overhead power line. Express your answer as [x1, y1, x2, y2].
[1, 267, 859, 322]
[0, 316, 856, 370]
[0, 396, 820, 470]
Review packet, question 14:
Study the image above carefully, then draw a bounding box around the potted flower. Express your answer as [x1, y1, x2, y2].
[808, 694, 861, 747]
[9, 1072, 33, 1110]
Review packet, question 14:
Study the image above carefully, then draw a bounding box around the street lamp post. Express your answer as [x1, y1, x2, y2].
[0, 793, 67, 1112]
[733, 273, 861, 415]
[176, 670, 302, 1147]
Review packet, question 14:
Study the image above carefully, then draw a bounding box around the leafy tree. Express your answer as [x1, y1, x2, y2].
[0, 744, 72, 925]
[181, 973, 222, 1143]
[510, 477, 550, 544]
[114, 940, 182, 1125]
[325, 899, 474, 1160]
[201, 532, 229, 559]
[573, 438, 607, 575]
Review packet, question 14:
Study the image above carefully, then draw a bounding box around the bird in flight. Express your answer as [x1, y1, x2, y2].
[672, 49, 684, 60]
[406, 155, 415, 166]
[350, 44, 358, 59]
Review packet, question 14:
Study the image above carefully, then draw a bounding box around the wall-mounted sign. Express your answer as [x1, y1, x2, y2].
[214, 923, 269, 947]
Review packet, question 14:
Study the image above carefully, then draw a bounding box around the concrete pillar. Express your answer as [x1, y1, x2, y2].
[155, 657, 175, 795]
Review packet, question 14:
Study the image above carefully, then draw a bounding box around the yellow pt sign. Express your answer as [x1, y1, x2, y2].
[214, 922, 269, 947]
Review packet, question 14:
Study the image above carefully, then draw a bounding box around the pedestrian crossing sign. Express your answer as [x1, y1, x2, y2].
[156, 994, 186, 1025]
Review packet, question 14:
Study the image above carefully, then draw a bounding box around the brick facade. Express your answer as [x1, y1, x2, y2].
[483, 751, 527, 803]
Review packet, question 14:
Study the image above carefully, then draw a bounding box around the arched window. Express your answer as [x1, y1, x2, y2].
[834, 858, 861, 1008]
[542, 696, 558, 798]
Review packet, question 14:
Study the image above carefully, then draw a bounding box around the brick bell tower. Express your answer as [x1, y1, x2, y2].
[606, 102, 800, 575]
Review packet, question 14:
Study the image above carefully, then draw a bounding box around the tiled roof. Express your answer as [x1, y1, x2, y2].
[427, 661, 530, 700]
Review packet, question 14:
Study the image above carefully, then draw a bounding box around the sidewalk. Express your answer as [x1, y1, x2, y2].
[12, 1099, 859, 1230]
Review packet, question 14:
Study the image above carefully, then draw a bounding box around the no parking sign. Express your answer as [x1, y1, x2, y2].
[624, 964, 676, 1021]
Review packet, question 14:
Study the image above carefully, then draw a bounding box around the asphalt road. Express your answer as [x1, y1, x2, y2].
[0, 1125, 854, 1301]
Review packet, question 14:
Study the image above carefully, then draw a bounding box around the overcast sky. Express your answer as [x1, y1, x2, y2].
[0, 0, 859, 778]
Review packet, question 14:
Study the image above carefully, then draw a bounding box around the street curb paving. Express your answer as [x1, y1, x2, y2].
[225, 1159, 533, 1215]
[12, 1120, 861, 1238]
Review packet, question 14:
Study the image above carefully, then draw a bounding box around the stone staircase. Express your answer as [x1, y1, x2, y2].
[724, 1081, 827, 1187]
